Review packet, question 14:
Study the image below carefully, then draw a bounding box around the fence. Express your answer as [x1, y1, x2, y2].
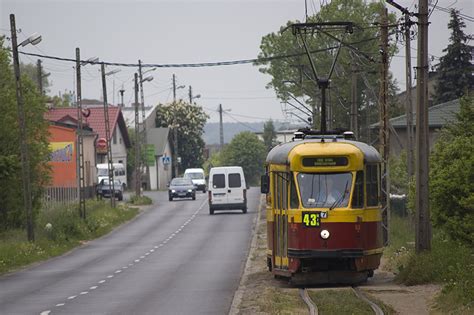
[42, 186, 96, 210]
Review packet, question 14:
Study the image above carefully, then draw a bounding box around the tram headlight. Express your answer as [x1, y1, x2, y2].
[320, 229, 330, 240]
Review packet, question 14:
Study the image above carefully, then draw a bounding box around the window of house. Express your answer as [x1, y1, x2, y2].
[113, 129, 117, 144]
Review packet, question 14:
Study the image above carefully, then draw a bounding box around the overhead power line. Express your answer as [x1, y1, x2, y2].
[11, 35, 381, 69]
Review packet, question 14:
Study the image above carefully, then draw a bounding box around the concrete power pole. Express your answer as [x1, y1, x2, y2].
[75, 48, 86, 219]
[415, 0, 431, 252]
[379, 8, 390, 245]
[219, 104, 224, 150]
[101, 63, 116, 208]
[172, 74, 176, 102]
[189, 86, 192, 104]
[134, 73, 141, 197]
[138, 60, 150, 190]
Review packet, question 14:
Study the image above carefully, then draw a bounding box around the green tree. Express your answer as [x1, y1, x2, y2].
[430, 96, 474, 245]
[0, 37, 51, 231]
[20, 62, 50, 94]
[155, 100, 208, 174]
[434, 10, 474, 104]
[257, 0, 399, 139]
[221, 132, 267, 185]
[263, 119, 277, 151]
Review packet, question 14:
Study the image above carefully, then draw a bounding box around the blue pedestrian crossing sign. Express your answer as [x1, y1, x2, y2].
[162, 156, 171, 165]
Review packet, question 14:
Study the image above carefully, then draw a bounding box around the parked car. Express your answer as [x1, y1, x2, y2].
[97, 163, 127, 190]
[96, 179, 124, 201]
[168, 177, 196, 201]
[208, 166, 247, 214]
[184, 168, 207, 192]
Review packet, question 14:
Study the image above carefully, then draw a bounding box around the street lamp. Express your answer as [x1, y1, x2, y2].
[10, 14, 42, 241]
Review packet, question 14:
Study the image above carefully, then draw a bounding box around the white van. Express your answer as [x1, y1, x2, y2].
[208, 166, 247, 214]
[97, 163, 127, 189]
[184, 168, 207, 192]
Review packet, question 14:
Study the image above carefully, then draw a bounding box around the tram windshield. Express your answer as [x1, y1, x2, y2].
[297, 173, 352, 208]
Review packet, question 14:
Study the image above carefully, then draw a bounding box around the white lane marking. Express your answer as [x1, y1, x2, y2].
[80, 291, 88, 295]
[115, 270, 122, 273]
[56, 303, 65, 307]
[129, 263, 134, 266]
[40, 311, 51, 315]
[122, 266, 128, 269]
[107, 275, 114, 278]
[90, 286, 98, 290]
[135, 259, 140, 262]
[99, 280, 106, 284]
[150, 249, 155, 252]
[68, 295, 77, 300]
[154, 245, 159, 249]
[140, 256, 145, 259]
[145, 253, 150, 256]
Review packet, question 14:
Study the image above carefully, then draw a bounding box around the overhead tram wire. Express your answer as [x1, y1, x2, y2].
[11, 35, 385, 70]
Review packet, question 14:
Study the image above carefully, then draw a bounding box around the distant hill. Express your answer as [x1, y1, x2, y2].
[203, 121, 299, 145]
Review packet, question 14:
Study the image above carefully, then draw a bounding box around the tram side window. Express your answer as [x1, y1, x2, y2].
[352, 171, 364, 208]
[366, 165, 379, 206]
[281, 173, 288, 210]
[290, 173, 299, 209]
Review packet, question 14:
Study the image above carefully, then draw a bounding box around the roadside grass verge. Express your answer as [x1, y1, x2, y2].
[128, 195, 153, 206]
[386, 214, 474, 314]
[308, 288, 396, 315]
[0, 200, 138, 275]
[260, 287, 307, 315]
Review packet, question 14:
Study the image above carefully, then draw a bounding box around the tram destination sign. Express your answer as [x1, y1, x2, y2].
[302, 156, 348, 167]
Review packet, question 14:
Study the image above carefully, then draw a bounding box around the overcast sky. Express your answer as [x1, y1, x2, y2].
[1, 0, 473, 123]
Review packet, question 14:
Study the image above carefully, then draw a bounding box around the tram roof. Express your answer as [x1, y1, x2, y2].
[266, 138, 381, 165]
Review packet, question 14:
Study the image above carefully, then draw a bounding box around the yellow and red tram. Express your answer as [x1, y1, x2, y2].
[261, 132, 383, 284]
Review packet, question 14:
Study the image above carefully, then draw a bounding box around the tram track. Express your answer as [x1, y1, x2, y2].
[299, 286, 384, 315]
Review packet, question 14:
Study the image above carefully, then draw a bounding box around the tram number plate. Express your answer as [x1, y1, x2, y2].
[302, 212, 321, 227]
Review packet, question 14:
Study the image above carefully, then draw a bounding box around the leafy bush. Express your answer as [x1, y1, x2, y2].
[430, 96, 474, 246]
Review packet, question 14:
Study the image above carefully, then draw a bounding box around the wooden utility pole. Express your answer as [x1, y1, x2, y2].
[351, 63, 358, 139]
[134, 73, 141, 197]
[379, 8, 390, 245]
[10, 14, 34, 241]
[404, 12, 415, 178]
[75, 48, 86, 219]
[37, 59, 43, 95]
[415, 0, 431, 252]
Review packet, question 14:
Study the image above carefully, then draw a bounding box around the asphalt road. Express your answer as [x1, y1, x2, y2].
[0, 188, 260, 315]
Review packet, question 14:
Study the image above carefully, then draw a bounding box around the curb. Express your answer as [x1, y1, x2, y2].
[228, 194, 265, 315]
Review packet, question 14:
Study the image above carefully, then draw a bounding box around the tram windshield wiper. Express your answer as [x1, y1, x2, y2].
[329, 181, 349, 210]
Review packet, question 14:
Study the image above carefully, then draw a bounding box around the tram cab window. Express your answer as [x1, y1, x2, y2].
[297, 173, 352, 208]
[366, 164, 379, 206]
[352, 171, 364, 208]
[290, 174, 299, 209]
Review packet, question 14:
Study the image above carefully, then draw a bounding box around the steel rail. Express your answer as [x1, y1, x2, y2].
[299, 288, 318, 315]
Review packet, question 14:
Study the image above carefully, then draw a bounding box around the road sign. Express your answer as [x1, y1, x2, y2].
[162, 156, 171, 165]
[146, 144, 155, 166]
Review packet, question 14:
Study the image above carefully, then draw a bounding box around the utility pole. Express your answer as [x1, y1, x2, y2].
[134, 73, 141, 197]
[415, 0, 431, 252]
[37, 59, 43, 95]
[219, 104, 224, 150]
[405, 12, 415, 178]
[119, 88, 125, 107]
[101, 63, 116, 208]
[189, 86, 192, 104]
[75, 48, 86, 219]
[351, 63, 358, 139]
[138, 60, 150, 190]
[10, 14, 34, 241]
[172, 74, 176, 102]
[379, 8, 390, 245]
